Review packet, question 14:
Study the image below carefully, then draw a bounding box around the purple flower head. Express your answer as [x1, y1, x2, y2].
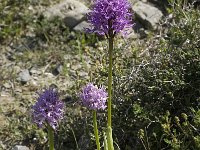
[86, 0, 133, 37]
[80, 83, 108, 111]
[32, 88, 64, 130]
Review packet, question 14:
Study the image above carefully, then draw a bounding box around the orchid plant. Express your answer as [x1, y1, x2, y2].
[32, 88, 64, 150]
[80, 83, 107, 150]
[85, 0, 133, 149]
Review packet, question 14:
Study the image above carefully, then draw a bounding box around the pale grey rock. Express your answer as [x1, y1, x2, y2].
[3, 83, 11, 89]
[14, 87, 23, 94]
[12, 145, 29, 150]
[30, 67, 42, 75]
[72, 63, 82, 70]
[13, 66, 21, 74]
[17, 69, 31, 83]
[43, 0, 89, 28]
[126, 28, 139, 39]
[78, 71, 89, 79]
[132, 1, 163, 30]
[73, 21, 90, 31]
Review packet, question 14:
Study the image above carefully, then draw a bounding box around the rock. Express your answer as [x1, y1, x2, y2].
[14, 87, 23, 94]
[73, 21, 90, 31]
[126, 28, 139, 39]
[17, 69, 31, 83]
[12, 145, 29, 150]
[52, 64, 63, 76]
[43, 0, 89, 28]
[72, 63, 82, 70]
[132, 1, 163, 30]
[69, 70, 76, 77]
[13, 66, 21, 74]
[30, 67, 42, 75]
[3, 83, 12, 89]
[78, 71, 88, 78]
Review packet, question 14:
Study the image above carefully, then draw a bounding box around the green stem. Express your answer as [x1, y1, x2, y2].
[48, 124, 54, 150]
[108, 37, 113, 127]
[107, 126, 114, 150]
[107, 36, 114, 150]
[93, 111, 100, 150]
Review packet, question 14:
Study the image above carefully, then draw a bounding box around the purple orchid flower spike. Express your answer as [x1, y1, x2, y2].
[86, 0, 133, 37]
[80, 83, 108, 111]
[32, 88, 64, 130]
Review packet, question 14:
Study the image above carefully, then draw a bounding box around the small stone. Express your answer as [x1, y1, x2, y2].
[69, 70, 76, 77]
[141, 0, 147, 2]
[72, 64, 82, 70]
[64, 55, 71, 60]
[12, 145, 29, 150]
[73, 21, 90, 31]
[3, 83, 11, 89]
[43, 0, 89, 28]
[30, 80, 38, 86]
[30, 68, 42, 75]
[132, 1, 163, 30]
[126, 28, 138, 39]
[52, 64, 63, 76]
[17, 69, 31, 84]
[13, 66, 21, 74]
[14, 87, 22, 93]
[78, 71, 88, 77]
[78, 71, 90, 80]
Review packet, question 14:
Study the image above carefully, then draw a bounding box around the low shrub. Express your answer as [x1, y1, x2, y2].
[112, 1, 200, 149]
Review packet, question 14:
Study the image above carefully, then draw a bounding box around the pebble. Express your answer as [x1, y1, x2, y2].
[17, 69, 31, 84]
[12, 145, 29, 150]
